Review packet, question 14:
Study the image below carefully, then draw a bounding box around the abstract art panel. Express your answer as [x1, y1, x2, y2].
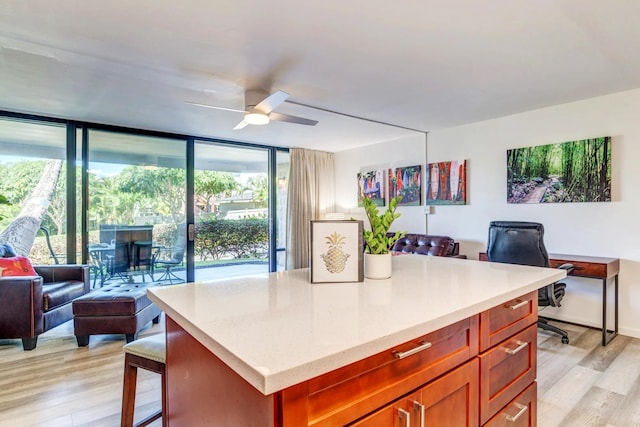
[388, 165, 422, 206]
[357, 169, 386, 207]
[426, 160, 467, 205]
[507, 136, 611, 203]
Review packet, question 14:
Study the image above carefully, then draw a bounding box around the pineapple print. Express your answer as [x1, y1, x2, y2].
[321, 231, 351, 273]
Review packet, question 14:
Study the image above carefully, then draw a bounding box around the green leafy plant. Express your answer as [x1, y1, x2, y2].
[362, 195, 405, 254]
[0, 194, 11, 221]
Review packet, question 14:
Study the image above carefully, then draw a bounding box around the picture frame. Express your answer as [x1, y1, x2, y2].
[507, 136, 611, 203]
[357, 169, 386, 207]
[426, 160, 467, 205]
[310, 220, 364, 283]
[389, 165, 422, 205]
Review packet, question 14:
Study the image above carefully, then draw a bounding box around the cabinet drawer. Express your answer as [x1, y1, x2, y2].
[305, 316, 479, 426]
[549, 258, 610, 278]
[484, 382, 537, 427]
[479, 324, 537, 425]
[348, 359, 479, 427]
[479, 291, 537, 352]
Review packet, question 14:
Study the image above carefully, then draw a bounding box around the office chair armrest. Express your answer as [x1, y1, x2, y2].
[556, 263, 575, 275]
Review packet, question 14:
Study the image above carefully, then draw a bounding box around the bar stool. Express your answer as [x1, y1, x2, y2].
[121, 334, 166, 427]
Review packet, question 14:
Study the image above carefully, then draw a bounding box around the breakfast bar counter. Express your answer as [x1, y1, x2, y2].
[148, 255, 565, 426]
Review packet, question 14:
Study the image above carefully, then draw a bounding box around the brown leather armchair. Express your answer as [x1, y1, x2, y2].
[0, 264, 90, 350]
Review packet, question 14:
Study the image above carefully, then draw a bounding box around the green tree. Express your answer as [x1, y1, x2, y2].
[244, 175, 268, 208]
[118, 167, 186, 224]
[195, 171, 239, 214]
[0, 160, 63, 256]
[89, 175, 124, 226]
[0, 194, 11, 221]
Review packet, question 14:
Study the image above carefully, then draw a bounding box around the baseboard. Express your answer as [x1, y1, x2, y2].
[545, 313, 640, 340]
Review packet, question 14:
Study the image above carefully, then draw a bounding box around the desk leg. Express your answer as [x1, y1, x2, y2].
[602, 274, 619, 346]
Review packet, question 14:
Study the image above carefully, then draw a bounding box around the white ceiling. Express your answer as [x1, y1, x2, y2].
[1, 0, 640, 152]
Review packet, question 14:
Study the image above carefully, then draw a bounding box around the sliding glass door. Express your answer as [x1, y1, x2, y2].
[86, 130, 187, 286]
[193, 141, 272, 281]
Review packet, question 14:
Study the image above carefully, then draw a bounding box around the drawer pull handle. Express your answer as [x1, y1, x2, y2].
[412, 400, 426, 427]
[505, 402, 528, 422]
[504, 340, 528, 355]
[507, 300, 528, 310]
[393, 341, 432, 359]
[397, 408, 410, 427]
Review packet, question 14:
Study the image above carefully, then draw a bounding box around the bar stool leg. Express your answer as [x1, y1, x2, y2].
[161, 365, 167, 427]
[121, 353, 138, 427]
[121, 355, 165, 427]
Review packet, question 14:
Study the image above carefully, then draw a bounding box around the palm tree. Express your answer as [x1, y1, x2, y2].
[0, 160, 63, 256]
[244, 175, 268, 208]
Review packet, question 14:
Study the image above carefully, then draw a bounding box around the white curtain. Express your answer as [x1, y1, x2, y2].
[286, 148, 335, 269]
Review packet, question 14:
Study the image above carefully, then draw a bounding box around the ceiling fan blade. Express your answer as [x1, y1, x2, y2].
[233, 120, 249, 130]
[269, 112, 318, 126]
[254, 90, 289, 114]
[185, 101, 247, 113]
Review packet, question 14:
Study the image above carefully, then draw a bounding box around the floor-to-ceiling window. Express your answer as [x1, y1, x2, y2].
[193, 141, 271, 281]
[85, 129, 187, 286]
[0, 111, 288, 284]
[0, 116, 69, 264]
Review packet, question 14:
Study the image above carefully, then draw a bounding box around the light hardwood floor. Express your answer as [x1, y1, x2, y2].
[537, 321, 640, 427]
[0, 318, 163, 427]
[1, 318, 639, 426]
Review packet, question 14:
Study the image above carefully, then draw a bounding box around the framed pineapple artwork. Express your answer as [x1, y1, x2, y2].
[310, 220, 364, 283]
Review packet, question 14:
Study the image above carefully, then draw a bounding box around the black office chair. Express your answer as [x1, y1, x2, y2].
[487, 221, 573, 344]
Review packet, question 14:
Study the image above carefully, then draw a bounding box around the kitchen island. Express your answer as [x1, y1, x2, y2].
[147, 255, 565, 426]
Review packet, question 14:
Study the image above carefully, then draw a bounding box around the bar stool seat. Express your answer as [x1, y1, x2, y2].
[121, 334, 166, 427]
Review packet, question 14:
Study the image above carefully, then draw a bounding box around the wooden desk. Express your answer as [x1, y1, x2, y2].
[479, 252, 620, 346]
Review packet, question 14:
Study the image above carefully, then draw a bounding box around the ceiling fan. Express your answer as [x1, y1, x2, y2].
[186, 89, 318, 130]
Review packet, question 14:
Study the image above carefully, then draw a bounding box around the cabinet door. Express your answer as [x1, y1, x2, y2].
[349, 392, 419, 427]
[350, 359, 479, 427]
[419, 358, 479, 427]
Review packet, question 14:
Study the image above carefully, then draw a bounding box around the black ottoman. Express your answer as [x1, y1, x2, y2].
[72, 282, 162, 346]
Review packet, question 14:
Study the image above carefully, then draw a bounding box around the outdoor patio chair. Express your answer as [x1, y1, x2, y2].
[153, 245, 185, 284]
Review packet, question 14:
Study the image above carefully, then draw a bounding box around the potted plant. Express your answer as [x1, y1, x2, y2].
[361, 195, 405, 279]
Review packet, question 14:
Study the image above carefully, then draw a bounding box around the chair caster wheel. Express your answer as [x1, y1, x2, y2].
[562, 336, 569, 344]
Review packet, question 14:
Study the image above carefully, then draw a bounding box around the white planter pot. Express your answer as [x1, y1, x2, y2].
[364, 253, 392, 279]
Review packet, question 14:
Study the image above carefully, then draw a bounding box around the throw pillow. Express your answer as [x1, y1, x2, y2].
[0, 256, 38, 276]
[0, 243, 18, 258]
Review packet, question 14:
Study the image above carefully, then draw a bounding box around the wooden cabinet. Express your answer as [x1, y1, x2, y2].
[479, 291, 538, 426]
[484, 382, 537, 427]
[301, 316, 478, 426]
[479, 324, 537, 424]
[350, 359, 479, 426]
[479, 291, 537, 352]
[164, 290, 539, 426]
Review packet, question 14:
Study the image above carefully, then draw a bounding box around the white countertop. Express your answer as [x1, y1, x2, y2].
[147, 255, 565, 395]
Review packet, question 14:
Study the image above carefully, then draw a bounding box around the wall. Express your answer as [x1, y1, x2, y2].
[334, 133, 427, 233]
[336, 88, 640, 339]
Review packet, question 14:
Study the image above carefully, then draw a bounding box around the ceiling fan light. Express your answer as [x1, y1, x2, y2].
[245, 112, 269, 125]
